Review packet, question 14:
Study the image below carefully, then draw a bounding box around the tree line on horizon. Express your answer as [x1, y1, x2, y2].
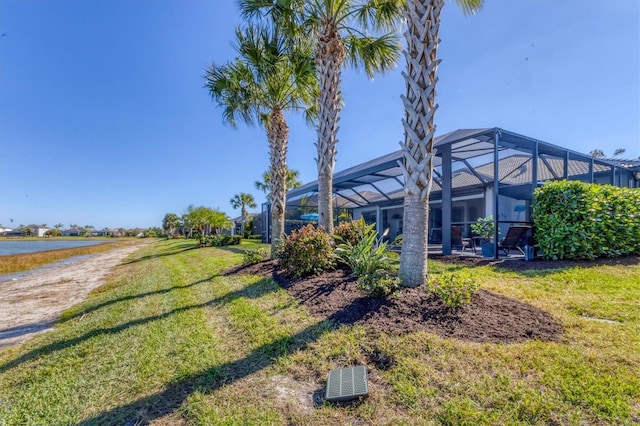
[0, 223, 162, 238]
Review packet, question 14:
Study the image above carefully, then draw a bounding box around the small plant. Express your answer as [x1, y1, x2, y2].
[276, 224, 335, 278]
[334, 218, 369, 246]
[470, 215, 496, 240]
[427, 272, 479, 308]
[243, 248, 267, 265]
[357, 269, 401, 298]
[335, 221, 390, 277]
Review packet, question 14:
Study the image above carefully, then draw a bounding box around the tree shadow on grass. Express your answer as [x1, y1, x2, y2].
[215, 245, 251, 255]
[120, 242, 200, 265]
[0, 277, 278, 375]
[431, 253, 640, 277]
[0, 322, 55, 348]
[75, 296, 377, 426]
[492, 254, 640, 277]
[58, 275, 220, 324]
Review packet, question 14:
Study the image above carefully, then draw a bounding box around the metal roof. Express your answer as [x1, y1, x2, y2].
[286, 127, 630, 209]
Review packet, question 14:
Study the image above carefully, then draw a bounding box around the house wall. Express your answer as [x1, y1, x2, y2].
[33, 227, 49, 237]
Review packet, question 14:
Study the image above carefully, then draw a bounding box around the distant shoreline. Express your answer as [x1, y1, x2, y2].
[0, 254, 92, 283]
[0, 239, 145, 275]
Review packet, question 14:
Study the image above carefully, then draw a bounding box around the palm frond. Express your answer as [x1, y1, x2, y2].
[204, 62, 257, 127]
[343, 31, 401, 77]
[353, 0, 404, 32]
[205, 21, 317, 130]
[239, 0, 307, 40]
[456, 0, 484, 15]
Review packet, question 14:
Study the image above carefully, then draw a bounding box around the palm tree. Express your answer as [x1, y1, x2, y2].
[83, 225, 94, 237]
[230, 192, 258, 236]
[205, 23, 316, 253]
[399, 0, 483, 287]
[240, 0, 403, 234]
[255, 168, 302, 193]
[182, 205, 231, 244]
[162, 213, 181, 238]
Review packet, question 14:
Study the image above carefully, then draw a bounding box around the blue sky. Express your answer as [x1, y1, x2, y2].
[1, 0, 638, 230]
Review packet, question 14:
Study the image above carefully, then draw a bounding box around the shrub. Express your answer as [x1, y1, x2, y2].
[533, 181, 640, 259]
[335, 221, 399, 298]
[470, 215, 496, 239]
[335, 221, 390, 277]
[276, 224, 335, 278]
[357, 270, 401, 298]
[204, 234, 241, 247]
[243, 248, 268, 265]
[334, 218, 369, 247]
[427, 272, 479, 308]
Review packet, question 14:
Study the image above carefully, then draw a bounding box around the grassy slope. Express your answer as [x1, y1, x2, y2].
[0, 240, 638, 425]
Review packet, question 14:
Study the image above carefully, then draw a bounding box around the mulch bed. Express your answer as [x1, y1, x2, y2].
[223, 254, 640, 344]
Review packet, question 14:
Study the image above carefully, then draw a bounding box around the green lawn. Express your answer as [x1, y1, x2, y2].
[0, 239, 638, 425]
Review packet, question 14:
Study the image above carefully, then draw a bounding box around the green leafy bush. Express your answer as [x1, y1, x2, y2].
[243, 248, 268, 265]
[334, 218, 369, 247]
[470, 215, 496, 239]
[335, 221, 399, 298]
[357, 270, 401, 298]
[533, 181, 640, 259]
[335, 221, 390, 277]
[204, 234, 241, 247]
[427, 272, 479, 308]
[276, 224, 335, 278]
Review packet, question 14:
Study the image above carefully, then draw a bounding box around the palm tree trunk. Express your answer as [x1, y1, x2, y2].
[315, 18, 345, 234]
[399, 0, 443, 288]
[241, 205, 247, 237]
[267, 106, 289, 258]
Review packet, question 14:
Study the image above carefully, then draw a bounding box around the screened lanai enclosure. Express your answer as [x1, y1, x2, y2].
[262, 128, 640, 257]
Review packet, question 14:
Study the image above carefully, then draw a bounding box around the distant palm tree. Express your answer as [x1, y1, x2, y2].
[182, 205, 232, 244]
[230, 193, 258, 236]
[255, 168, 302, 193]
[399, 0, 483, 287]
[240, 0, 403, 233]
[590, 148, 627, 158]
[206, 23, 316, 253]
[162, 213, 181, 238]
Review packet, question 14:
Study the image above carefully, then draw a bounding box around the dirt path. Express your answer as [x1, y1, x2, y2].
[0, 241, 151, 349]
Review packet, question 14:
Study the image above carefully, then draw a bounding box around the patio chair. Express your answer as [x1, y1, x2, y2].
[451, 225, 473, 252]
[497, 225, 531, 256]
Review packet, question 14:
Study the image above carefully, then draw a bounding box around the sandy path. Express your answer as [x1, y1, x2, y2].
[0, 241, 152, 349]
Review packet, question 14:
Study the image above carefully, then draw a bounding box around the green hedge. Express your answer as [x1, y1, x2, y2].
[533, 180, 640, 259]
[203, 234, 241, 247]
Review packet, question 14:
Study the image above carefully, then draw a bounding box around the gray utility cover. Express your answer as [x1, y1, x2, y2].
[325, 365, 368, 402]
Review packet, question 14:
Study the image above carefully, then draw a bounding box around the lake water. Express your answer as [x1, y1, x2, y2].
[0, 240, 107, 256]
